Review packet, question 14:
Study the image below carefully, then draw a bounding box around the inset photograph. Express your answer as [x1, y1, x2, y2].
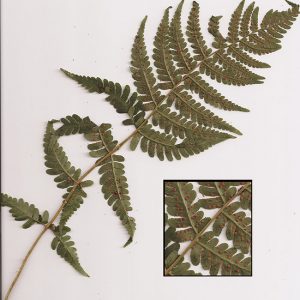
[164, 181, 252, 276]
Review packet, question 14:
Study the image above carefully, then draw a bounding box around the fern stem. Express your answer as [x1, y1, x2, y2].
[4, 129, 138, 299]
[5, 15, 266, 296]
[6, 27, 259, 297]
[164, 182, 251, 276]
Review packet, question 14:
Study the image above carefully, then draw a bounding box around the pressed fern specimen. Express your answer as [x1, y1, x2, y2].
[164, 181, 252, 276]
[1, 0, 298, 298]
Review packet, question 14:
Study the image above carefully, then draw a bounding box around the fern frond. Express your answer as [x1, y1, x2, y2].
[59, 185, 91, 230]
[44, 121, 93, 229]
[169, 0, 197, 73]
[51, 226, 89, 277]
[1, 194, 49, 229]
[165, 181, 252, 276]
[131, 17, 162, 110]
[153, 102, 241, 137]
[190, 231, 251, 275]
[250, 6, 259, 32]
[213, 49, 265, 81]
[44, 122, 82, 189]
[132, 119, 234, 161]
[56, 114, 96, 136]
[153, 7, 180, 90]
[165, 220, 200, 276]
[62, 1, 299, 161]
[199, 182, 251, 254]
[239, 3, 299, 55]
[240, 2, 255, 38]
[240, 184, 252, 210]
[167, 89, 243, 133]
[177, 129, 234, 158]
[187, 1, 212, 61]
[165, 182, 210, 238]
[85, 124, 136, 246]
[208, 16, 227, 49]
[200, 53, 263, 86]
[227, 46, 270, 68]
[183, 72, 249, 111]
[227, 0, 245, 42]
[60, 69, 141, 117]
[130, 123, 178, 161]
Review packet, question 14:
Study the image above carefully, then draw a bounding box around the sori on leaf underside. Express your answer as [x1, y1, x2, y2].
[1, 0, 298, 298]
[164, 181, 252, 276]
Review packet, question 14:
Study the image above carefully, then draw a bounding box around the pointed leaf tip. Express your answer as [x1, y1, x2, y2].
[80, 269, 90, 277]
[285, 0, 298, 7]
[123, 236, 133, 248]
[60, 68, 68, 74]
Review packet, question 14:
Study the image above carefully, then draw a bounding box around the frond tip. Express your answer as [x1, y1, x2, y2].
[1, 194, 49, 229]
[51, 226, 89, 277]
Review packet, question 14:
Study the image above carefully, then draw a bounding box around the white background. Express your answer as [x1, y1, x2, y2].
[1, 0, 300, 299]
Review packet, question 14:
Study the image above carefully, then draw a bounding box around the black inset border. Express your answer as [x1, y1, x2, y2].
[163, 179, 253, 277]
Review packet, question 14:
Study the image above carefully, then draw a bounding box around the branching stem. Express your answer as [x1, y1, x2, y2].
[5, 19, 260, 298]
[4, 131, 136, 300]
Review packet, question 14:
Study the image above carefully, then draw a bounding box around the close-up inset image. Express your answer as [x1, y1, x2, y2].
[164, 181, 252, 276]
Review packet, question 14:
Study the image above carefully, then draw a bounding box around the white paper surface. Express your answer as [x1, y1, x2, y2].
[1, 0, 300, 299]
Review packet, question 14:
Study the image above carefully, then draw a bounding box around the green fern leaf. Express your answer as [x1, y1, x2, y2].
[166, 89, 243, 133]
[131, 17, 162, 110]
[165, 220, 200, 276]
[240, 184, 252, 210]
[251, 6, 260, 31]
[130, 123, 178, 161]
[153, 7, 180, 90]
[1, 194, 49, 229]
[227, 0, 245, 42]
[240, 1, 255, 37]
[198, 181, 251, 254]
[59, 186, 88, 230]
[85, 124, 136, 246]
[62, 1, 299, 161]
[51, 226, 89, 277]
[187, 1, 212, 61]
[208, 15, 227, 49]
[44, 122, 82, 189]
[227, 45, 270, 68]
[56, 114, 96, 136]
[240, 3, 299, 55]
[60, 69, 141, 117]
[164, 181, 252, 276]
[153, 101, 241, 136]
[184, 71, 248, 110]
[191, 231, 251, 275]
[44, 121, 93, 229]
[169, 0, 196, 73]
[200, 53, 263, 86]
